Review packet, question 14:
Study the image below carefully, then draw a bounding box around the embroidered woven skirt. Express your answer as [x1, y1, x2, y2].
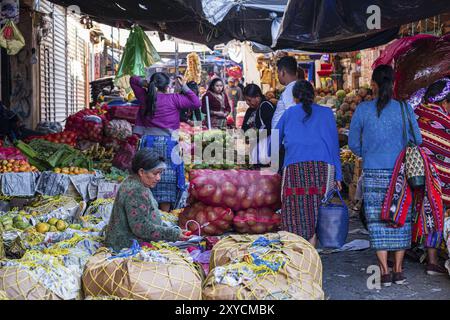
[139, 135, 180, 205]
[281, 161, 328, 240]
[363, 169, 412, 251]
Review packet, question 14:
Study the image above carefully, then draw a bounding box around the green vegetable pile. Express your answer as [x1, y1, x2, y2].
[16, 140, 93, 171]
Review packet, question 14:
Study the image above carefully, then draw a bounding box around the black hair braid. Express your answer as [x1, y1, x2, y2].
[292, 80, 315, 122]
[372, 65, 394, 117]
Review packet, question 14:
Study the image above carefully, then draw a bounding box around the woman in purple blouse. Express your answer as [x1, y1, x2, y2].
[130, 73, 201, 212]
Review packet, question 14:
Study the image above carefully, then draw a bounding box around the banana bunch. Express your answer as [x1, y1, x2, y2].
[184, 52, 201, 84]
[340, 150, 358, 164]
[94, 162, 113, 173]
[83, 143, 115, 161]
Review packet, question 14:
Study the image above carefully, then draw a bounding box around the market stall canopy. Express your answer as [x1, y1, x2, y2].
[46, 0, 288, 49]
[275, 0, 450, 52]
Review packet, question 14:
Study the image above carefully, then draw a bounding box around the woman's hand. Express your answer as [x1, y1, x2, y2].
[336, 181, 342, 191]
[175, 75, 186, 87]
[180, 230, 194, 241]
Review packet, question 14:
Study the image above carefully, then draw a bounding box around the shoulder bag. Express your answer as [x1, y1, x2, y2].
[400, 101, 425, 189]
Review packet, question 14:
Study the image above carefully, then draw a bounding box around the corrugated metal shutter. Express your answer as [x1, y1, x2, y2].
[39, 0, 67, 123]
[67, 16, 87, 115]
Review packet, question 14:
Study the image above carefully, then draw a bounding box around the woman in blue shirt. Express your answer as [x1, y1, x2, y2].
[276, 80, 342, 247]
[349, 65, 422, 287]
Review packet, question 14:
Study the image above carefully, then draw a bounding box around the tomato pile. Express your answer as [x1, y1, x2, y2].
[27, 131, 78, 147]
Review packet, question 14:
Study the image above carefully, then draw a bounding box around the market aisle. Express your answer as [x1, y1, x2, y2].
[321, 211, 450, 300]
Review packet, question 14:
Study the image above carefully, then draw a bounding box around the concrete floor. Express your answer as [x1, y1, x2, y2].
[320, 211, 450, 300]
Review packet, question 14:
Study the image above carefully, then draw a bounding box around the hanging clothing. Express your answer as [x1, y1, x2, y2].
[381, 148, 444, 249]
[414, 103, 450, 206]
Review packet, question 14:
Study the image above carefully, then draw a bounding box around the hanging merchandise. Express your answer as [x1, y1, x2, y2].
[184, 52, 202, 84]
[0, 0, 19, 25]
[0, 20, 25, 55]
[115, 25, 160, 82]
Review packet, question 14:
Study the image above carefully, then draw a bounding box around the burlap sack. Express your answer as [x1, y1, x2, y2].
[210, 231, 323, 285]
[82, 249, 202, 300]
[203, 270, 324, 300]
[0, 266, 62, 300]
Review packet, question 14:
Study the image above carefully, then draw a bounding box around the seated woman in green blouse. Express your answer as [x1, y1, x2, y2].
[105, 148, 191, 251]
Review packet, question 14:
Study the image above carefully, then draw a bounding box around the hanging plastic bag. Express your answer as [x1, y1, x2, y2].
[0, 20, 25, 55]
[115, 25, 160, 82]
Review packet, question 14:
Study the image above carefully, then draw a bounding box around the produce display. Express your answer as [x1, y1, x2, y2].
[53, 167, 94, 175]
[104, 120, 132, 141]
[189, 169, 282, 211]
[0, 159, 37, 173]
[335, 88, 374, 131]
[26, 131, 78, 147]
[17, 140, 93, 171]
[233, 208, 281, 234]
[65, 109, 109, 143]
[0, 147, 27, 161]
[179, 202, 234, 236]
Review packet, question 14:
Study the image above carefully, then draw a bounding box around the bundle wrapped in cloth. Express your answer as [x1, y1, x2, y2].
[82, 241, 203, 300]
[0, 234, 102, 300]
[203, 232, 324, 300]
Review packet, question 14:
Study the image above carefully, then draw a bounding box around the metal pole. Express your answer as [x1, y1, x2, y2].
[111, 26, 114, 75]
[175, 40, 179, 76]
[205, 96, 212, 130]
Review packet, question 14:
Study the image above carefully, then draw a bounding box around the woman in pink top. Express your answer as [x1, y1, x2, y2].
[130, 73, 201, 212]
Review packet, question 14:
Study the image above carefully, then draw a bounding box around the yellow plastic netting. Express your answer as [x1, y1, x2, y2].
[0, 290, 9, 300]
[203, 231, 324, 300]
[0, 266, 62, 300]
[0, 249, 87, 300]
[82, 247, 203, 300]
[84, 295, 132, 300]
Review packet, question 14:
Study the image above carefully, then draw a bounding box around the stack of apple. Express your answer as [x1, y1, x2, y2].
[233, 208, 282, 234]
[189, 169, 282, 211]
[178, 202, 234, 236]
